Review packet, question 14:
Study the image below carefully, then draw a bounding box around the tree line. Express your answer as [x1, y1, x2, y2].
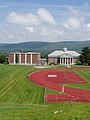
[0, 53, 6, 64]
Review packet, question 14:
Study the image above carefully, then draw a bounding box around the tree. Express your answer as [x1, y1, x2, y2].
[15, 54, 18, 63]
[80, 47, 90, 65]
[0, 53, 6, 64]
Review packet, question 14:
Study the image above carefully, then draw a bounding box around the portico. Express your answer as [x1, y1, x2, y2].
[59, 53, 74, 65]
[59, 58, 73, 65]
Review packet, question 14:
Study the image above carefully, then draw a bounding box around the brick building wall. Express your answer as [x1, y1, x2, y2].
[8, 52, 41, 65]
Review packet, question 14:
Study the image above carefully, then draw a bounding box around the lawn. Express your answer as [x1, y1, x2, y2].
[0, 65, 90, 120]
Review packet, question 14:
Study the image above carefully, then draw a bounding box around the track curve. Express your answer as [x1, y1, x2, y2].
[28, 68, 90, 102]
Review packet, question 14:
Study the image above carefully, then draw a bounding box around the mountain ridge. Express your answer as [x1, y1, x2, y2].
[0, 41, 90, 53]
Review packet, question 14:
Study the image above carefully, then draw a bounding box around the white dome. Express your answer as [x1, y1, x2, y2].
[63, 47, 67, 52]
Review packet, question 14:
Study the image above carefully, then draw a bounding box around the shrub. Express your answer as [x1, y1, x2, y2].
[75, 60, 82, 65]
[49, 62, 56, 65]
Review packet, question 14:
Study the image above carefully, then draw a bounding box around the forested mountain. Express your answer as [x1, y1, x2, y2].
[0, 41, 90, 53]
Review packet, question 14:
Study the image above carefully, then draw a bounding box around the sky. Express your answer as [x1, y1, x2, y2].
[0, 0, 90, 43]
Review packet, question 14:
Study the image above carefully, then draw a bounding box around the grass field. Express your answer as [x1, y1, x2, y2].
[0, 65, 90, 120]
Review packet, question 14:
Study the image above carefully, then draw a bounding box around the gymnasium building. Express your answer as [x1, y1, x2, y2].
[48, 47, 80, 65]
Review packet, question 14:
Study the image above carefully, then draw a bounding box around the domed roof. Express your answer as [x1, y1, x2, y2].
[63, 47, 67, 52]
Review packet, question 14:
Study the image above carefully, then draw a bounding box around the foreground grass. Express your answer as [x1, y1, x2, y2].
[0, 65, 90, 120]
[0, 102, 90, 120]
[0, 65, 44, 104]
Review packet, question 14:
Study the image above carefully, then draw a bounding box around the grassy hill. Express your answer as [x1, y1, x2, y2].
[0, 65, 90, 119]
[0, 41, 90, 54]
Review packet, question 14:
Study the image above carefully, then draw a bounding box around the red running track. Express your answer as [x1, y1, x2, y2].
[28, 69, 90, 102]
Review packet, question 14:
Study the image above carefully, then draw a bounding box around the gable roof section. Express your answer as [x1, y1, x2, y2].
[48, 50, 63, 57]
[60, 53, 73, 58]
[48, 50, 80, 57]
[66, 51, 80, 57]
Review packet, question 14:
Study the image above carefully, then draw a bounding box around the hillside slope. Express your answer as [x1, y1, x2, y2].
[0, 41, 90, 53]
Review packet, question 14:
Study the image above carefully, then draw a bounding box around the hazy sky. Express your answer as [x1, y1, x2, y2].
[0, 0, 90, 43]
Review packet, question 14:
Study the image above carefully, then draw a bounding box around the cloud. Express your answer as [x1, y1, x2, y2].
[40, 26, 64, 37]
[68, 6, 79, 15]
[84, 23, 90, 31]
[7, 8, 55, 26]
[38, 8, 55, 25]
[25, 26, 34, 32]
[52, 29, 64, 36]
[3, 26, 64, 43]
[7, 12, 40, 26]
[1, 4, 90, 43]
[0, 28, 15, 43]
[1, 24, 90, 43]
[25, 25, 64, 38]
[62, 17, 81, 29]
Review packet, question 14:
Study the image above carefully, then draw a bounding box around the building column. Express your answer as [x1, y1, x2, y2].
[25, 53, 27, 64]
[14, 53, 16, 64]
[67, 58, 68, 65]
[65, 58, 66, 65]
[31, 53, 32, 65]
[19, 53, 21, 64]
[62, 58, 64, 64]
[60, 58, 61, 64]
[72, 58, 73, 65]
[61, 58, 62, 64]
[70, 58, 71, 65]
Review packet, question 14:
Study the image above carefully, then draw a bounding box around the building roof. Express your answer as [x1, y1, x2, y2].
[48, 48, 80, 58]
[9, 52, 40, 54]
